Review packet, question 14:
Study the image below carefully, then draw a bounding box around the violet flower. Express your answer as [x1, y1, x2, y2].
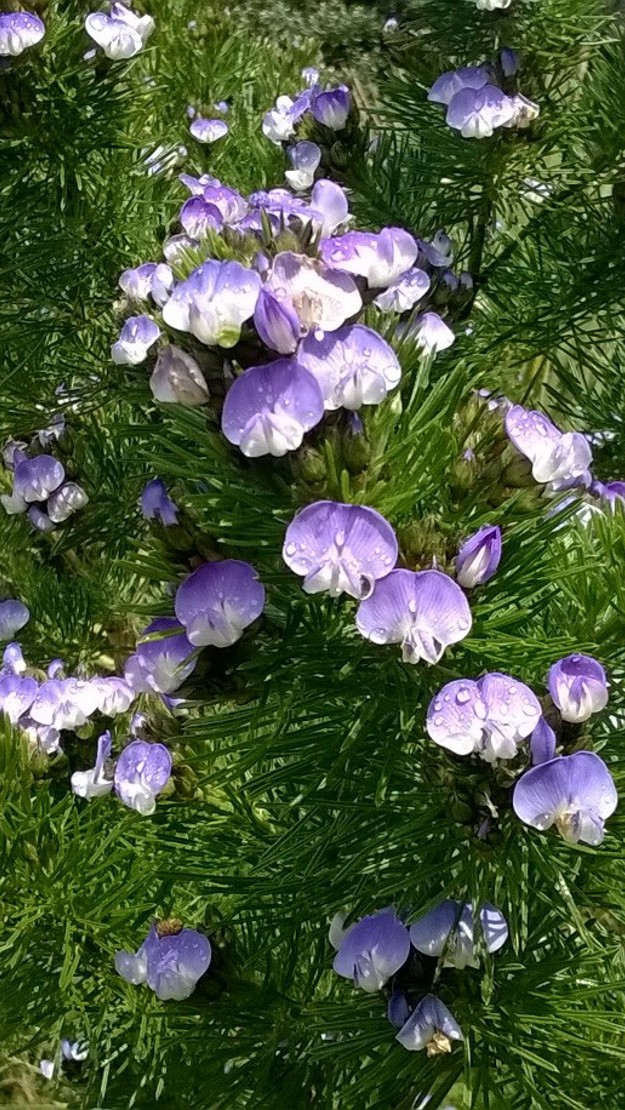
[332, 907, 410, 992]
[0, 599, 29, 640]
[505, 404, 592, 489]
[513, 751, 617, 846]
[189, 118, 228, 143]
[125, 617, 197, 695]
[428, 66, 491, 106]
[115, 922, 211, 1000]
[409, 900, 508, 969]
[141, 478, 179, 526]
[92, 676, 135, 715]
[150, 345, 210, 406]
[283, 501, 398, 599]
[30, 678, 101, 731]
[530, 717, 557, 765]
[0, 673, 38, 724]
[297, 324, 401, 411]
[179, 196, 224, 239]
[27, 506, 55, 532]
[285, 141, 321, 191]
[174, 560, 265, 648]
[253, 288, 300, 354]
[373, 267, 430, 313]
[311, 85, 351, 130]
[162, 260, 261, 347]
[119, 262, 157, 302]
[47, 482, 89, 523]
[221, 359, 324, 458]
[320, 228, 418, 289]
[446, 85, 514, 138]
[356, 568, 472, 664]
[111, 315, 160, 365]
[395, 994, 464, 1054]
[85, 5, 154, 60]
[409, 312, 455, 354]
[455, 524, 502, 588]
[114, 740, 172, 815]
[547, 654, 608, 723]
[427, 672, 542, 761]
[0, 11, 45, 56]
[592, 480, 625, 506]
[71, 730, 114, 800]
[13, 455, 65, 503]
[265, 252, 361, 334]
[262, 95, 302, 144]
[151, 263, 173, 307]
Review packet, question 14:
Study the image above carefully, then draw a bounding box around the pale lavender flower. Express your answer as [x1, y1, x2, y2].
[428, 66, 491, 106]
[0, 11, 45, 56]
[530, 718, 556, 765]
[92, 676, 135, 715]
[162, 260, 261, 347]
[0, 599, 29, 640]
[174, 560, 265, 648]
[262, 95, 301, 144]
[125, 617, 197, 695]
[297, 324, 401, 411]
[179, 170, 221, 196]
[189, 117, 228, 143]
[30, 678, 101, 731]
[214, 99, 229, 113]
[27, 506, 55, 532]
[111, 315, 160, 365]
[446, 86, 515, 138]
[115, 922, 211, 1000]
[150, 345, 210, 406]
[418, 231, 454, 269]
[12, 455, 64, 503]
[179, 196, 224, 239]
[114, 740, 172, 815]
[396, 995, 464, 1054]
[455, 524, 502, 588]
[265, 252, 361, 334]
[409, 900, 508, 969]
[307, 179, 349, 236]
[71, 730, 114, 800]
[311, 85, 351, 130]
[151, 262, 174, 307]
[513, 751, 617, 846]
[409, 312, 455, 354]
[547, 654, 608, 723]
[2, 642, 26, 674]
[332, 908, 410, 992]
[119, 262, 157, 301]
[283, 501, 398, 599]
[2, 439, 27, 469]
[320, 228, 418, 289]
[163, 233, 197, 263]
[426, 672, 541, 761]
[285, 141, 322, 191]
[0, 674, 38, 723]
[505, 405, 592, 489]
[141, 478, 179, 526]
[356, 569, 472, 664]
[85, 5, 154, 60]
[253, 288, 300, 354]
[383, 17, 399, 32]
[373, 267, 430, 313]
[201, 184, 248, 225]
[221, 359, 324, 458]
[47, 482, 89, 523]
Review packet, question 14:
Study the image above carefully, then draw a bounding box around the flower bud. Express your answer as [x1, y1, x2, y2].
[547, 654, 608, 723]
[455, 524, 502, 588]
[311, 86, 351, 131]
[150, 345, 210, 406]
[253, 288, 300, 354]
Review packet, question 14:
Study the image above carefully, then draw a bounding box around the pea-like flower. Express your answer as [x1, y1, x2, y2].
[221, 359, 324, 458]
[71, 730, 114, 800]
[320, 228, 418, 290]
[119, 262, 158, 302]
[114, 740, 172, 815]
[311, 85, 351, 130]
[115, 921, 211, 1000]
[446, 85, 515, 138]
[332, 907, 410, 992]
[162, 260, 261, 348]
[356, 569, 472, 664]
[264, 252, 361, 334]
[0, 11, 45, 57]
[530, 717, 557, 765]
[505, 404, 592, 489]
[125, 618, 197, 695]
[373, 267, 430, 313]
[409, 900, 508, 969]
[149, 345, 210, 407]
[283, 501, 398, 599]
[285, 141, 322, 191]
[12, 454, 65, 504]
[0, 598, 29, 640]
[111, 315, 160, 365]
[297, 324, 402, 411]
[455, 524, 502, 588]
[547, 654, 608, 723]
[30, 678, 101, 731]
[175, 560, 265, 648]
[395, 994, 464, 1054]
[47, 483, 89, 523]
[189, 118, 228, 143]
[428, 66, 492, 106]
[0, 674, 38, 724]
[85, 4, 154, 61]
[141, 479, 179, 526]
[253, 289, 301, 354]
[513, 751, 617, 846]
[426, 673, 541, 761]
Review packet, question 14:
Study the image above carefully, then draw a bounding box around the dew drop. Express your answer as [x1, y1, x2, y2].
[456, 688, 471, 704]
[433, 700, 442, 712]
[285, 543, 297, 556]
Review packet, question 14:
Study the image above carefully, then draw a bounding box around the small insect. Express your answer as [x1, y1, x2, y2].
[156, 917, 184, 938]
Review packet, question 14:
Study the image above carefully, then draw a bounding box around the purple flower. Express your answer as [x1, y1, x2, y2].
[175, 560, 265, 648]
[149, 345, 210, 406]
[27, 506, 55, 532]
[202, 184, 248, 225]
[409, 312, 455, 354]
[513, 751, 618, 846]
[373, 267, 430, 313]
[71, 730, 114, 800]
[0, 674, 38, 724]
[308, 179, 349, 237]
[151, 263, 174, 307]
[47, 483, 89, 523]
[163, 233, 197, 263]
[111, 315, 160, 365]
[13, 455, 65, 503]
[455, 524, 502, 588]
[162, 260, 261, 347]
[297, 324, 401, 411]
[141, 479, 179, 526]
[0, 599, 29, 640]
[428, 66, 492, 106]
[283, 501, 398, 599]
[115, 922, 211, 1000]
[311, 85, 351, 130]
[179, 196, 224, 238]
[547, 654, 608, 723]
[189, 118, 228, 143]
[0, 11, 45, 56]
[446, 86, 515, 138]
[592, 479, 625, 506]
[262, 94, 302, 144]
[395, 994, 464, 1054]
[92, 676, 135, 715]
[505, 405, 592, 489]
[125, 617, 197, 695]
[265, 253, 361, 334]
[253, 288, 301, 354]
[285, 141, 322, 191]
[114, 740, 172, 815]
[30, 678, 101, 731]
[418, 231, 454, 268]
[426, 673, 541, 761]
[2, 642, 26, 675]
[85, 6, 154, 60]
[221, 359, 324, 458]
[500, 47, 520, 76]
[356, 569, 472, 664]
[332, 907, 410, 992]
[387, 990, 412, 1028]
[409, 901, 508, 969]
[119, 262, 157, 301]
[320, 228, 418, 289]
[530, 717, 557, 765]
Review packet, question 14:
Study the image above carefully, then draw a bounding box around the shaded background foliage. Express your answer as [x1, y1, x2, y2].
[1, 0, 625, 1108]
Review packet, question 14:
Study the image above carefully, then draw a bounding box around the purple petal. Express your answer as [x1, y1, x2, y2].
[114, 740, 172, 813]
[530, 718, 557, 765]
[111, 315, 160, 365]
[333, 908, 410, 992]
[297, 325, 401, 411]
[283, 501, 398, 599]
[93, 677, 135, 716]
[13, 455, 65, 503]
[396, 994, 464, 1052]
[162, 261, 260, 347]
[409, 312, 455, 354]
[134, 617, 197, 693]
[221, 359, 324, 458]
[119, 262, 157, 301]
[455, 525, 502, 588]
[179, 197, 224, 238]
[547, 654, 608, 723]
[0, 599, 29, 640]
[387, 990, 412, 1029]
[265, 253, 361, 334]
[428, 66, 491, 106]
[189, 118, 229, 143]
[477, 672, 542, 761]
[309, 179, 349, 236]
[146, 928, 212, 1000]
[446, 85, 515, 139]
[253, 288, 301, 354]
[0, 11, 45, 56]
[513, 751, 618, 845]
[311, 85, 351, 130]
[426, 679, 485, 755]
[356, 569, 472, 664]
[141, 479, 179, 526]
[320, 228, 418, 289]
[0, 674, 38, 723]
[373, 267, 430, 313]
[175, 560, 265, 648]
[47, 482, 88, 523]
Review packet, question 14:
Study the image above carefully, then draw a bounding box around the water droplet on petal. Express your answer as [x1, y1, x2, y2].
[456, 688, 471, 704]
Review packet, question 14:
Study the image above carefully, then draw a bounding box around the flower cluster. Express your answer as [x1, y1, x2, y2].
[331, 900, 507, 1052]
[1, 421, 88, 532]
[426, 654, 616, 846]
[429, 51, 539, 139]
